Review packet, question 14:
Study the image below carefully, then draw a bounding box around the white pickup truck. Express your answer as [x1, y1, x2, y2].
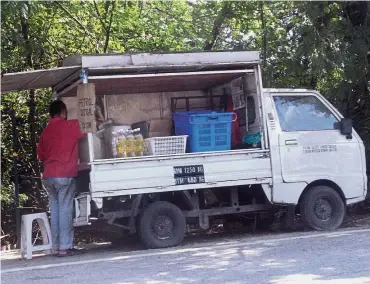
[2, 51, 368, 249]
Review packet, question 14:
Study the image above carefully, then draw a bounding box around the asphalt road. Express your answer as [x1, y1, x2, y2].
[2, 228, 370, 284]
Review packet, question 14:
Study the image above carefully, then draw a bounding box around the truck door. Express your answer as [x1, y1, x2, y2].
[272, 92, 364, 199]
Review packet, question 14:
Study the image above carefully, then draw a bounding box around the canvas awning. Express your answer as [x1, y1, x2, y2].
[1, 66, 81, 93]
[63, 51, 260, 70]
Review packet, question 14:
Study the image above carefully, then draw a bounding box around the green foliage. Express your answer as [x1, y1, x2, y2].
[1, 1, 369, 242]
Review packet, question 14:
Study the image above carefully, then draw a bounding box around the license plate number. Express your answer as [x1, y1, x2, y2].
[175, 176, 205, 185]
[173, 165, 205, 185]
[173, 165, 204, 177]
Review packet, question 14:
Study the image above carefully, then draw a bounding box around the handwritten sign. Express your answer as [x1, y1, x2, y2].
[77, 83, 96, 133]
[230, 77, 246, 110]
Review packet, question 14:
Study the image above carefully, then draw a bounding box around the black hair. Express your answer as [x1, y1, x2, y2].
[49, 100, 67, 117]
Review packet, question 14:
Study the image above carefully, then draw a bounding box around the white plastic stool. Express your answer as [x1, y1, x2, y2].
[20, 212, 53, 259]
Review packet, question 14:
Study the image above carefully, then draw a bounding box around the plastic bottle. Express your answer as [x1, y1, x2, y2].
[132, 129, 138, 156]
[126, 130, 135, 157]
[111, 132, 118, 158]
[115, 130, 122, 158]
[134, 128, 144, 157]
[116, 130, 127, 158]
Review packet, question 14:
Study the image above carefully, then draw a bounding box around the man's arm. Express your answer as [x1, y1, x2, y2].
[70, 119, 87, 140]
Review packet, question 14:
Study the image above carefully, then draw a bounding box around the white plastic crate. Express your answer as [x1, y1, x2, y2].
[144, 135, 187, 156]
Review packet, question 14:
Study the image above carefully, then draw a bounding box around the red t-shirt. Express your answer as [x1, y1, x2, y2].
[37, 118, 86, 178]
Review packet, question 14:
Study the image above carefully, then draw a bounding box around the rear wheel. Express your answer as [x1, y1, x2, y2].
[300, 185, 345, 230]
[138, 201, 186, 249]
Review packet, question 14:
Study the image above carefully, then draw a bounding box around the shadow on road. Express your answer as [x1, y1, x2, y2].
[2, 228, 370, 284]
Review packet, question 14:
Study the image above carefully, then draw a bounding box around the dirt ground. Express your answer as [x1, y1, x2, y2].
[2, 199, 370, 252]
[71, 199, 370, 248]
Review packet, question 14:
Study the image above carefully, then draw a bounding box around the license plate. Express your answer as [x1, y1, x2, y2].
[173, 165, 204, 177]
[173, 165, 205, 185]
[175, 176, 205, 185]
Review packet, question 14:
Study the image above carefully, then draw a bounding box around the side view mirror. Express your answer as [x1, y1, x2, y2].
[340, 118, 353, 137]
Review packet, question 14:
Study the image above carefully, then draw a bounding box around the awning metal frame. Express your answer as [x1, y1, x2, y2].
[88, 68, 254, 80]
[53, 69, 83, 93]
[54, 69, 255, 98]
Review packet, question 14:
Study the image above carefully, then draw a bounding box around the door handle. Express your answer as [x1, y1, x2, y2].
[285, 139, 298, 145]
[252, 153, 269, 159]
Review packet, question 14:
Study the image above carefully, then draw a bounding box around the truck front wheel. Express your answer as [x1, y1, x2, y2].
[300, 185, 345, 231]
[138, 201, 186, 249]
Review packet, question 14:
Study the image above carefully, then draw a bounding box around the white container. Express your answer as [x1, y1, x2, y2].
[144, 135, 187, 156]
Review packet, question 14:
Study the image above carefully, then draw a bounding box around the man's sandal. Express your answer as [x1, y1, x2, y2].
[57, 248, 84, 257]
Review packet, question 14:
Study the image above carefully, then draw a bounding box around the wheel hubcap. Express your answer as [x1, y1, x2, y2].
[314, 198, 333, 221]
[152, 215, 174, 240]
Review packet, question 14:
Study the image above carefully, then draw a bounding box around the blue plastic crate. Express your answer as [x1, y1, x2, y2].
[173, 111, 234, 152]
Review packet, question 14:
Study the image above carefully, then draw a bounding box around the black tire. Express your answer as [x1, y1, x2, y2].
[300, 185, 345, 231]
[138, 201, 186, 249]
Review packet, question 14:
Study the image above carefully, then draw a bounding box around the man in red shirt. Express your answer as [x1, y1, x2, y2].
[37, 100, 85, 257]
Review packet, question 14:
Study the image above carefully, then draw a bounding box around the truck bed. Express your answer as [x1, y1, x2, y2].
[89, 149, 272, 197]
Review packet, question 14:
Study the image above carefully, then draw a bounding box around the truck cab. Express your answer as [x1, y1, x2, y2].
[264, 89, 367, 206]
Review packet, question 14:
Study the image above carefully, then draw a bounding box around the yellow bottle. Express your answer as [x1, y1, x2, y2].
[126, 130, 135, 157]
[134, 128, 144, 156]
[112, 132, 118, 158]
[116, 130, 127, 158]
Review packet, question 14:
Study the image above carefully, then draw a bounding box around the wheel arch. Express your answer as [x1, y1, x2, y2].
[298, 179, 346, 206]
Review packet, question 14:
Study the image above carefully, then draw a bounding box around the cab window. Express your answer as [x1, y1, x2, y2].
[273, 95, 338, 132]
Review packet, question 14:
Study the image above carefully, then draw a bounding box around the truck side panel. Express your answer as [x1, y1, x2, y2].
[90, 150, 272, 197]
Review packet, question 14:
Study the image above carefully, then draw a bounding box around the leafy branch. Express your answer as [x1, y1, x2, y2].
[55, 1, 98, 49]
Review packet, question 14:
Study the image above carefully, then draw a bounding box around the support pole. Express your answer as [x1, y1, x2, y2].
[10, 109, 21, 249]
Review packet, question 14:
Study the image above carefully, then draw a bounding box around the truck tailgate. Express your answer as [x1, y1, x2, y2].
[89, 150, 272, 197]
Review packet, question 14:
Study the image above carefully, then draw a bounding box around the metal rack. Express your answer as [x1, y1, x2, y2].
[170, 95, 224, 113]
